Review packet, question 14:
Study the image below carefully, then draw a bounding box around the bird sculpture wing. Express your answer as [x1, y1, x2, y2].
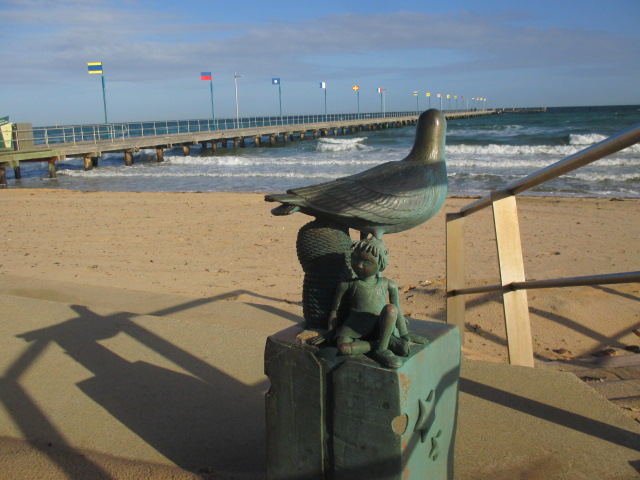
[266, 160, 447, 232]
[264, 109, 448, 236]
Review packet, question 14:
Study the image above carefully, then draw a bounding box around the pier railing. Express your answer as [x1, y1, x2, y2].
[19, 110, 483, 149]
[446, 122, 640, 367]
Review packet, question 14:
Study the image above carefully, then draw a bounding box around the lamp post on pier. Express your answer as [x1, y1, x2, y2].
[234, 72, 242, 128]
[272, 78, 282, 123]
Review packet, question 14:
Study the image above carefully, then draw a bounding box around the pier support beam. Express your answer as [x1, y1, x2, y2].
[269, 135, 276, 146]
[13, 165, 21, 179]
[254, 136, 261, 147]
[83, 156, 92, 171]
[125, 151, 134, 166]
[211, 142, 217, 153]
[283, 133, 289, 142]
[48, 159, 57, 178]
[156, 147, 164, 162]
[233, 138, 240, 148]
[182, 144, 191, 156]
[0, 167, 6, 186]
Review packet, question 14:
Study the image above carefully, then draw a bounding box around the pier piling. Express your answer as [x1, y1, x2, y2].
[48, 159, 57, 178]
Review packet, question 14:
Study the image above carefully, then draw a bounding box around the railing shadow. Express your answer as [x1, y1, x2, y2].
[459, 376, 640, 452]
[1, 291, 302, 477]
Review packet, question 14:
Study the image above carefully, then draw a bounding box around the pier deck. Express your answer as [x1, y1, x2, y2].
[0, 110, 495, 185]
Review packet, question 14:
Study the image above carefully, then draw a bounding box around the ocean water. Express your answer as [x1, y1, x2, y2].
[8, 105, 640, 198]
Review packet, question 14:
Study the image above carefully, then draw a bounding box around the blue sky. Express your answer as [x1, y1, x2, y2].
[2, 0, 639, 126]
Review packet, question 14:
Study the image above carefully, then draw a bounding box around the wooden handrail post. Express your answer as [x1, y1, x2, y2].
[446, 212, 466, 345]
[491, 192, 534, 367]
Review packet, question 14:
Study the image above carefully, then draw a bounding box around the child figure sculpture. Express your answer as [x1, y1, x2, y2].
[325, 238, 427, 369]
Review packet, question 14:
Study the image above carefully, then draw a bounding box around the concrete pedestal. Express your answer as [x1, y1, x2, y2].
[265, 319, 460, 480]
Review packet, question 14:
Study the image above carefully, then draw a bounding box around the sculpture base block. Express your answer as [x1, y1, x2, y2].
[265, 319, 460, 480]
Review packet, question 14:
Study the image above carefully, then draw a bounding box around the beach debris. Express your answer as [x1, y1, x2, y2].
[400, 284, 417, 294]
[553, 347, 572, 357]
[580, 376, 605, 383]
[591, 348, 617, 357]
[624, 345, 640, 353]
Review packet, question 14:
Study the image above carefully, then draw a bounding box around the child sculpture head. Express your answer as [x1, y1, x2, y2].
[351, 238, 388, 280]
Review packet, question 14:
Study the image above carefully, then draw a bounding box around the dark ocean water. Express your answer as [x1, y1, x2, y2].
[8, 105, 640, 198]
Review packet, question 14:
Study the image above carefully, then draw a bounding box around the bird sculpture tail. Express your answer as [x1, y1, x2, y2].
[265, 193, 301, 216]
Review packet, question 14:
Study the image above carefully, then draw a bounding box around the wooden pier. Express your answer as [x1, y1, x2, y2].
[0, 110, 495, 185]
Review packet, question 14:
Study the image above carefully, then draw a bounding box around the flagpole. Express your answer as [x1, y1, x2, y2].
[101, 73, 108, 124]
[324, 88, 327, 116]
[234, 72, 242, 128]
[278, 83, 282, 122]
[383, 90, 386, 117]
[209, 79, 215, 124]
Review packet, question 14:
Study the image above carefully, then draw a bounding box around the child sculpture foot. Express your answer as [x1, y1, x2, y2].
[402, 332, 429, 345]
[372, 349, 403, 369]
[388, 335, 410, 357]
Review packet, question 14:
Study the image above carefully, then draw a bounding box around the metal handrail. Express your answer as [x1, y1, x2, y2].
[18, 109, 486, 149]
[24, 111, 420, 148]
[450, 271, 640, 296]
[446, 121, 640, 367]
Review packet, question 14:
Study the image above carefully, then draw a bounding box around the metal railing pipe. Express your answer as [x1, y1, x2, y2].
[449, 271, 639, 297]
[511, 271, 640, 291]
[460, 122, 640, 217]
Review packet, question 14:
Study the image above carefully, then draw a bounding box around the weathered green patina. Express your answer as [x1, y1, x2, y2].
[265, 319, 460, 479]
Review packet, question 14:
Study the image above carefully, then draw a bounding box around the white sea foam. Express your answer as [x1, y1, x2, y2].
[316, 137, 370, 152]
[446, 142, 640, 156]
[569, 133, 607, 145]
[164, 154, 382, 167]
[60, 168, 344, 180]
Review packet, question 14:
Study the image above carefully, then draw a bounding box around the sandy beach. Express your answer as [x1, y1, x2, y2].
[2, 189, 638, 364]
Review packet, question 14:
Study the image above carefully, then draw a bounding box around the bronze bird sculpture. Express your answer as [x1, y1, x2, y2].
[265, 109, 448, 239]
